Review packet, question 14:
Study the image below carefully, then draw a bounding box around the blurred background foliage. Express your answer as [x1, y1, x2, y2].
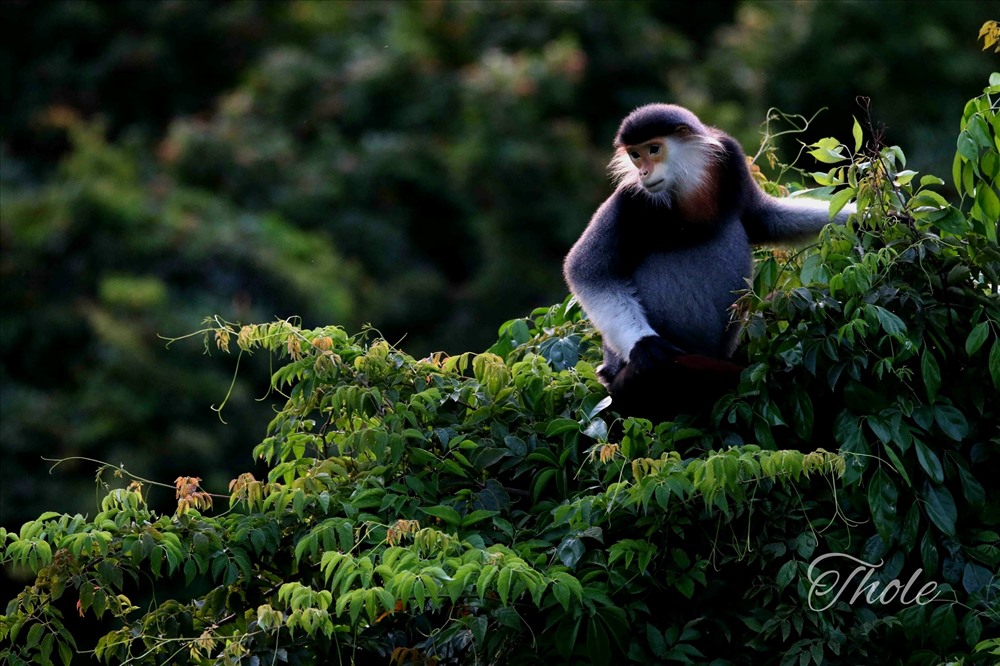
[0, 0, 995, 543]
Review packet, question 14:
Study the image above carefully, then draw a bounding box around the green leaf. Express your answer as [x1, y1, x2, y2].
[928, 206, 969, 234]
[551, 576, 571, 611]
[496, 566, 512, 606]
[920, 351, 941, 403]
[776, 559, 797, 591]
[539, 335, 581, 371]
[755, 256, 779, 293]
[852, 117, 863, 153]
[829, 187, 856, 219]
[868, 467, 899, 544]
[957, 131, 979, 162]
[965, 321, 990, 356]
[900, 504, 920, 550]
[977, 184, 1000, 222]
[991, 340, 1000, 390]
[476, 565, 497, 601]
[647, 623, 667, 657]
[586, 617, 611, 666]
[920, 532, 939, 575]
[929, 604, 957, 651]
[26, 622, 44, 649]
[933, 405, 969, 441]
[420, 505, 462, 527]
[882, 443, 912, 488]
[550, 571, 583, 611]
[870, 305, 907, 338]
[968, 114, 994, 150]
[913, 440, 944, 484]
[461, 510, 499, 528]
[962, 562, 993, 595]
[956, 464, 986, 509]
[58, 641, 73, 666]
[675, 576, 695, 599]
[184, 558, 198, 586]
[921, 482, 958, 537]
[914, 189, 951, 209]
[530, 468, 557, 504]
[583, 418, 608, 441]
[544, 418, 579, 437]
[556, 536, 585, 568]
[582, 394, 614, 421]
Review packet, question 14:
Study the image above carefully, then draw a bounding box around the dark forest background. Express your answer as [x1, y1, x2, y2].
[0, 0, 995, 546]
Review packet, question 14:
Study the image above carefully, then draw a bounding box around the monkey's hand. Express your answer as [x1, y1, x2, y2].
[626, 335, 684, 374]
[609, 335, 682, 401]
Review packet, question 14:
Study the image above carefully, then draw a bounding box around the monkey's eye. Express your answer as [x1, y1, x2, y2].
[648, 144, 660, 155]
[629, 151, 640, 160]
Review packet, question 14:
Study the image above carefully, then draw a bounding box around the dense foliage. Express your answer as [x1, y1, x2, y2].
[2, 75, 998, 666]
[2, 1, 996, 531]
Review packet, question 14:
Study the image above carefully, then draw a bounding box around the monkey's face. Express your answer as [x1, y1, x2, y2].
[625, 139, 669, 193]
[609, 129, 722, 205]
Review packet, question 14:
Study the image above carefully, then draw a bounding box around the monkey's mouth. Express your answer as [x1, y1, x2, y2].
[643, 179, 666, 191]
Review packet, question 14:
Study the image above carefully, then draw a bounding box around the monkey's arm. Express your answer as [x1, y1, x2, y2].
[563, 196, 658, 359]
[716, 136, 854, 244]
[744, 195, 855, 245]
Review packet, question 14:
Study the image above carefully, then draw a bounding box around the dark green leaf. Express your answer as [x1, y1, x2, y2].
[900, 504, 920, 551]
[898, 604, 927, 640]
[881, 443, 912, 487]
[957, 131, 979, 162]
[928, 206, 969, 234]
[933, 405, 969, 441]
[586, 617, 611, 666]
[962, 562, 993, 594]
[461, 510, 499, 527]
[871, 305, 907, 338]
[990, 340, 1000, 390]
[556, 536, 585, 568]
[921, 531, 939, 575]
[929, 604, 957, 651]
[965, 321, 989, 356]
[920, 351, 941, 402]
[544, 418, 579, 437]
[921, 482, 958, 537]
[420, 506, 462, 527]
[646, 624, 667, 658]
[913, 440, 944, 484]
[976, 182, 999, 222]
[956, 464, 986, 509]
[790, 388, 814, 441]
[868, 467, 899, 545]
[539, 335, 581, 371]
[776, 560, 797, 591]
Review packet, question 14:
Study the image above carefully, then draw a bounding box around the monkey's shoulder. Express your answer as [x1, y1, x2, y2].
[613, 189, 730, 242]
